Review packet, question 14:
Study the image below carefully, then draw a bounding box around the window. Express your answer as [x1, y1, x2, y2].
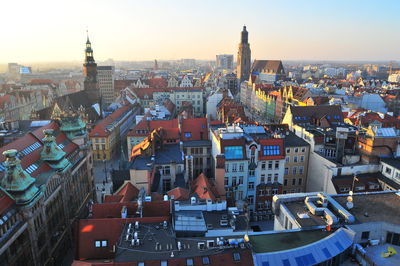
[274, 173, 278, 182]
[267, 174, 272, 182]
[293, 156, 298, 163]
[225, 164, 229, 172]
[249, 169, 255, 176]
[248, 182, 254, 190]
[292, 179, 296, 185]
[274, 161, 279, 169]
[294, 148, 299, 153]
[232, 163, 237, 172]
[396, 172, 400, 180]
[261, 162, 266, 170]
[239, 163, 244, 172]
[232, 176, 237, 186]
[161, 261, 168, 266]
[286, 148, 290, 154]
[298, 178, 302, 185]
[284, 179, 288, 186]
[340, 187, 350, 192]
[224, 177, 229, 186]
[272, 188, 278, 195]
[233, 252, 241, 261]
[361, 231, 370, 240]
[285, 156, 290, 163]
[248, 195, 254, 205]
[385, 167, 392, 174]
[239, 176, 243, 185]
[292, 167, 297, 175]
[299, 166, 304, 175]
[300, 155, 304, 162]
[162, 166, 171, 175]
[95, 240, 107, 248]
[284, 167, 289, 175]
[185, 132, 192, 138]
[261, 174, 265, 183]
[186, 258, 194, 266]
[224, 146, 243, 160]
[268, 161, 273, 170]
[263, 145, 280, 156]
[301, 147, 306, 152]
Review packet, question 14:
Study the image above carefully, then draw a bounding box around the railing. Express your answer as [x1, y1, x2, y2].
[355, 247, 378, 266]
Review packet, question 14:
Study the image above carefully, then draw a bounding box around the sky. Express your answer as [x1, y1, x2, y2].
[0, 0, 399, 63]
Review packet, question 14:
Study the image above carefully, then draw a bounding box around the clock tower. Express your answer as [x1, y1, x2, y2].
[83, 33, 100, 106]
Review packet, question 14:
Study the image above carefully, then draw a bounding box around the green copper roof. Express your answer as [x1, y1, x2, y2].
[40, 129, 72, 171]
[1, 149, 41, 206]
[59, 114, 87, 140]
[41, 129, 66, 161]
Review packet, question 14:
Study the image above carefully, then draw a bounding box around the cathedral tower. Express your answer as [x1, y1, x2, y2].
[236, 26, 251, 84]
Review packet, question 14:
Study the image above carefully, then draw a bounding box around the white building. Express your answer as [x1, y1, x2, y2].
[216, 54, 234, 70]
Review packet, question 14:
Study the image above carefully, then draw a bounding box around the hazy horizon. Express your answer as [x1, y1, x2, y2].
[1, 0, 399, 63]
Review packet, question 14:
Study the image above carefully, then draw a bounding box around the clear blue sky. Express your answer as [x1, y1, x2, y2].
[0, 0, 399, 62]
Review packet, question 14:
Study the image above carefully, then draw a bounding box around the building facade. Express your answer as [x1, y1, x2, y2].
[97, 66, 115, 106]
[0, 113, 94, 266]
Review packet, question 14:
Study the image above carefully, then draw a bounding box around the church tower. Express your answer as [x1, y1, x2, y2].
[236, 26, 251, 84]
[83, 33, 100, 105]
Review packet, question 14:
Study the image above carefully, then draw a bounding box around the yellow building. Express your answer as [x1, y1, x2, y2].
[89, 105, 136, 160]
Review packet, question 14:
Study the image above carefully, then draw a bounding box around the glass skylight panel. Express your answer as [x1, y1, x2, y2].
[21, 142, 41, 156]
[263, 145, 280, 156]
[224, 146, 243, 159]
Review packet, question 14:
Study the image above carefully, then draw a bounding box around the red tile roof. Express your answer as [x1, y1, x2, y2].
[181, 118, 208, 141]
[29, 79, 53, 85]
[167, 187, 190, 201]
[0, 95, 12, 109]
[147, 78, 167, 88]
[0, 190, 15, 215]
[105, 182, 140, 203]
[89, 105, 133, 137]
[192, 173, 219, 201]
[77, 217, 170, 260]
[115, 182, 139, 202]
[92, 201, 170, 219]
[0, 121, 79, 177]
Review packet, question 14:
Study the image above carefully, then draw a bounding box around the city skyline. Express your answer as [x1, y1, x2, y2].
[1, 0, 400, 63]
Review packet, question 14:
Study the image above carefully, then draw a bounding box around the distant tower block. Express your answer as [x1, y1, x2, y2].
[154, 59, 159, 70]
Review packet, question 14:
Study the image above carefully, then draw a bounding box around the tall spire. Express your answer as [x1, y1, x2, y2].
[86, 29, 90, 44]
[236, 25, 251, 83]
[85, 30, 95, 64]
[241, 25, 248, 44]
